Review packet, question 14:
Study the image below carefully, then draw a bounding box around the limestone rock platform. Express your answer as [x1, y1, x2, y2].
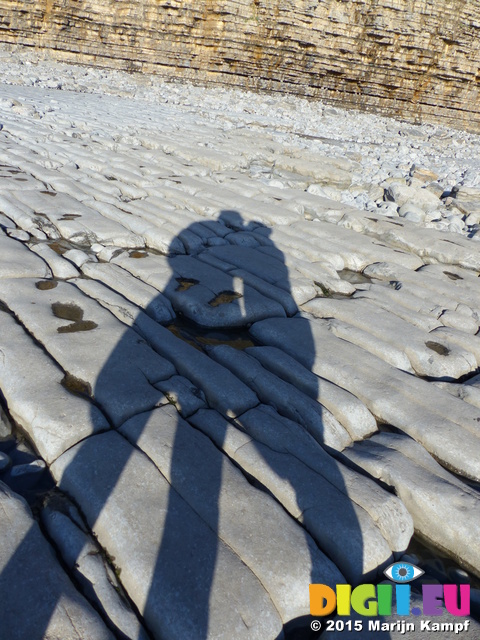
[0, 49, 480, 639]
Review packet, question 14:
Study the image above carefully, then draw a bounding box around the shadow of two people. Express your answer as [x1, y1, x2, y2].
[2, 211, 366, 640]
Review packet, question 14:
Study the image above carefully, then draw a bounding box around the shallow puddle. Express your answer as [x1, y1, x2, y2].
[167, 315, 254, 351]
[196, 335, 254, 350]
[48, 241, 67, 255]
[425, 341, 450, 356]
[167, 323, 202, 351]
[35, 280, 58, 290]
[52, 302, 84, 322]
[59, 214, 81, 221]
[175, 277, 199, 292]
[46, 238, 92, 256]
[57, 320, 98, 333]
[51, 302, 98, 333]
[61, 372, 92, 397]
[209, 290, 242, 306]
[337, 269, 373, 285]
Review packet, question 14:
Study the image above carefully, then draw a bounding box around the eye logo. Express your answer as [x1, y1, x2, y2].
[384, 562, 424, 583]
[311, 562, 469, 618]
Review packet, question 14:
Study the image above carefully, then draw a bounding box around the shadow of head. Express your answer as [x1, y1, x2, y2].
[218, 210, 269, 236]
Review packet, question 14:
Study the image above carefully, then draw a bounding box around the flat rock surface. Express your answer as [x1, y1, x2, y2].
[340, 432, 480, 578]
[119, 404, 343, 623]
[0, 53, 479, 638]
[0, 232, 51, 278]
[0, 309, 109, 463]
[51, 431, 285, 640]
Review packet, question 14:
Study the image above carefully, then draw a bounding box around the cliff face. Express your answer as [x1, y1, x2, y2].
[1, 0, 479, 131]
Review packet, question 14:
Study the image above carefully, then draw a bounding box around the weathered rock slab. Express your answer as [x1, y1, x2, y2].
[41, 499, 150, 640]
[51, 431, 284, 640]
[0, 481, 114, 640]
[190, 408, 406, 584]
[0, 233, 51, 279]
[250, 317, 480, 481]
[341, 432, 480, 579]
[0, 308, 108, 463]
[0, 278, 175, 426]
[119, 403, 343, 623]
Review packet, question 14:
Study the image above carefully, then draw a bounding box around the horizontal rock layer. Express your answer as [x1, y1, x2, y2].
[1, 0, 480, 131]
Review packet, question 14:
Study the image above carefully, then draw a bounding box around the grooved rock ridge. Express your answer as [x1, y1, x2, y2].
[1, 0, 480, 131]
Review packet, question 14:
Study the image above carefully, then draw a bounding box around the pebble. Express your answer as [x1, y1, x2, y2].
[10, 459, 46, 476]
[63, 248, 91, 267]
[447, 568, 470, 584]
[1, 452, 54, 502]
[0, 452, 11, 472]
[0, 408, 12, 439]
